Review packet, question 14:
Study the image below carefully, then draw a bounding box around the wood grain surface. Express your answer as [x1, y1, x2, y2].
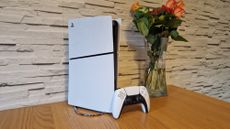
[0, 85, 230, 129]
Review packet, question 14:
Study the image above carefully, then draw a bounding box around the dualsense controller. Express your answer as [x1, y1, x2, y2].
[112, 86, 150, 119]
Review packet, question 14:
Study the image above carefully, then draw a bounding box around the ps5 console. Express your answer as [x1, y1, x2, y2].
[68, 16, 150, 118]
[68, 16, 120, 113]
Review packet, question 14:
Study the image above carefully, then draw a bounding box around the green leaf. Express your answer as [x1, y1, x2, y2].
[173, 35, 188, 42]
[139, 7, 149, 13]
[146, 34, 157, 44]
[167, 19, 182, 29]
[134, 11, 144, 19]
[170, 30, 188, 42]
[145, 14, 155, 28]
[142, 16, 149, 28]
[151, 35, 161, 51]
[170, 30, 179, 39]
[172, 19, 182, 28]
[137, 17, 149, 36]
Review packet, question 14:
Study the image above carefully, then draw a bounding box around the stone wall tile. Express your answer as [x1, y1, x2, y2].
[85, 0, 114, 8]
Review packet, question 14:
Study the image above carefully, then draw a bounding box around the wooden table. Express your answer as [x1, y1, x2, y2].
[0, 85, 230, 129]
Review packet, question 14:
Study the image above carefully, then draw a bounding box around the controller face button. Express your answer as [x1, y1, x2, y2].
[141, 90, 144, 94]
[140, 88, 147, 96]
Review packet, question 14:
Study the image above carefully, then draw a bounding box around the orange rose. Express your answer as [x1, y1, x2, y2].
[165, 0, 177, 9]
[130, 2, 140, 13]
[176, 0, 185, 10]
[165, 0, 185, 17]
[174, 7, 185, 18]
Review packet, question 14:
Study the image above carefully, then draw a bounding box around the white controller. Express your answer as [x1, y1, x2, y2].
[111, 86, 150, 119]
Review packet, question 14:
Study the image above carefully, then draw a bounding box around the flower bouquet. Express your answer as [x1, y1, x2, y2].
[130, 0, 188, 97]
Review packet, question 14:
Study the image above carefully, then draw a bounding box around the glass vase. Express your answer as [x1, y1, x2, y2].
[145, 37, 168, 97]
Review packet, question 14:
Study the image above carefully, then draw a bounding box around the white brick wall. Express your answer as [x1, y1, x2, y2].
[0, 0, 229, 111]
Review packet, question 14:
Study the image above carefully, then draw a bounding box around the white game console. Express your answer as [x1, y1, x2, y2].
[68, 16, 150, 119]
[68, 16, 120, 113]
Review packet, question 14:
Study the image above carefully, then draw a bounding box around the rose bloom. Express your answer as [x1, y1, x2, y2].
[130, 2, 140, 13]
[165, 0, 177, 9]
[165, 0, 185, 18]
[174, 7, 184, 17]
[176, 0, 185, 10]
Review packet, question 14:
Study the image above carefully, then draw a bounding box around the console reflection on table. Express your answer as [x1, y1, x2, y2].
[0, 85, 230, 129]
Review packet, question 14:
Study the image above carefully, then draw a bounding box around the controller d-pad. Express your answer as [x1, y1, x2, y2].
[118, 91, 126, 100]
